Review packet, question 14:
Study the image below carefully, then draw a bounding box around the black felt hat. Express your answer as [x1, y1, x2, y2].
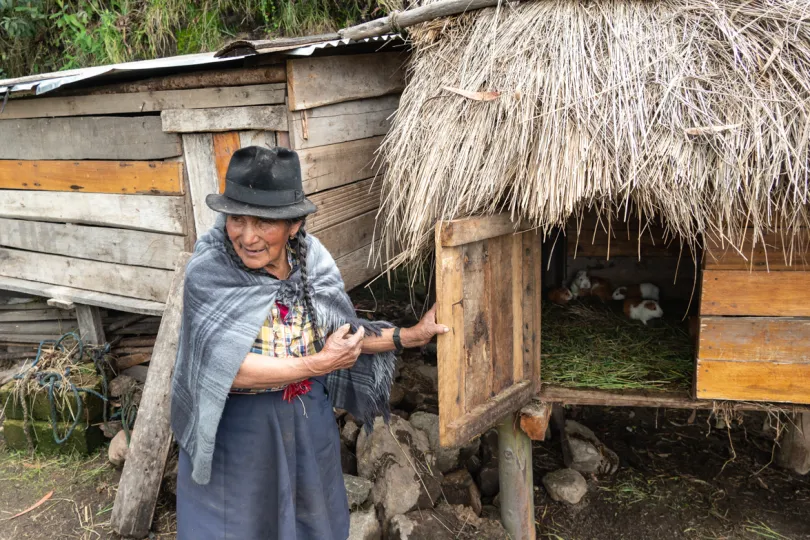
[206, 146, 317, 220]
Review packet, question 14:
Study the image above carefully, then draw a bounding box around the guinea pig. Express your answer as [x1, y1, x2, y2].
[623, 298, 664, 325]
[548, 287, 574, 305]
[589, 276, 613, 302]
[612, 283, 660, 301]
[570, 270, 592, 297]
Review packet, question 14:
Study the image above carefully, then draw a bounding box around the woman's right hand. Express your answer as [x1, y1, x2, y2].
[314, 324, 365, 374]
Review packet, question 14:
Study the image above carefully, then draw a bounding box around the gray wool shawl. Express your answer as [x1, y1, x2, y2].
[171, 215, 396, 484]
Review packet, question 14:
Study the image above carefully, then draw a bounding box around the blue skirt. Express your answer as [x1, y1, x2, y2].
[176, 378, 350, 540]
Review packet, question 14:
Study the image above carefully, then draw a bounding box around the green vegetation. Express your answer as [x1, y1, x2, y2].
[0, 0, 396, 78]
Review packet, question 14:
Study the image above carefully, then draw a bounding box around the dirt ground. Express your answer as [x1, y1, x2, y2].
[1, 283, 809, 539]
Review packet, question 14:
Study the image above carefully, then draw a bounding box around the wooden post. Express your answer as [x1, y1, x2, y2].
[497, 413, 536, 540]
[76, 304, 105, 345]
[776, 413, 810, 475]
[111, 252, 191, 538]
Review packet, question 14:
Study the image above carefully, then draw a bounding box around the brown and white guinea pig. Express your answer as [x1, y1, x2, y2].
[623, 298, 664, 325]
[569, 270, 592, 297]
[548, 287, 574, 305]
[589, 276, 613, 302]
[612, 283, 660, 302]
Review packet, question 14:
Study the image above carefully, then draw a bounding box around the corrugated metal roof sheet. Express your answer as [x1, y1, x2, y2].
[0, 34, 403, 97]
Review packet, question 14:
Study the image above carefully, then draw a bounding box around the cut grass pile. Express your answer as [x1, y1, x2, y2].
[541, 302, 693, 391]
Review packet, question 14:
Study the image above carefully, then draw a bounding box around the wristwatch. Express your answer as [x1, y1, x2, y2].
[392, 327, 404, 353]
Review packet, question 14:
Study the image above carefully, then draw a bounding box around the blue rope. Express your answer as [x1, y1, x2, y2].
[14, 332, 110, 445]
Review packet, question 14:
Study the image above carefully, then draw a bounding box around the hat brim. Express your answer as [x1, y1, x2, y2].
[206, 193, 317, 220]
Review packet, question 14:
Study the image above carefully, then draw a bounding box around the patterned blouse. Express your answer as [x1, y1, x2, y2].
[230, 244, 320, 397]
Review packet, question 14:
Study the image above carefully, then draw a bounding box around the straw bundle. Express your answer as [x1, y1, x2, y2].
[379, 0, 810, 264]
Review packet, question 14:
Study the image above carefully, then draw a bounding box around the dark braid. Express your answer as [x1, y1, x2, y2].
[290, 219, 322, 346]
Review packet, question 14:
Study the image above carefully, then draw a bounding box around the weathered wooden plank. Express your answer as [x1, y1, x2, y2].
[436, 223, 466, 447]
[696, 359, 810, 404]
[463, 241, 491, 410]
[2, 83, 286, 120]
[440, 214, 524, 247]
[0, 301, 49, 311]
[698, 317, 810, 364]
[288, 95, 399, 150]
[0, 160, 183, 195]
[212, 132, 241, 194]
[444, 381, 534, 448]
[56, 66, 286, 96]
[0, 276, 164, 316]
[76, 305, 105, 345]
[287, 53, 406, 111]
[161, 105, 287, 133]
[112, 253, 190, 538]
[182, 133, 220, 236]
[299, 137, 382, 194]
[0, 333, 65, 344]
[528, 231, 542, 388]
[336, 240, 381, 292]
[0, 308, 73, 323]
[704, 232, 810, 271]
[276, 131, 291, 149]
[0, 218, 184, 270]
[0, 191, 186, 234]
[238, 130, 276, 150]
[0, 248, 172, 302]
[315, 210, 378, 261]
[307, 178, 382, 233]
[0, 117, 181, 160]
[511, 234, 524, 385]
[0, 320, 78, 334]
[701, 271, 810, 317]
[489, 236, 514, 395]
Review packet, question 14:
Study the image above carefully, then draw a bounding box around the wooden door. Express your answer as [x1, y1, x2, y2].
[435, 215, 542, 447]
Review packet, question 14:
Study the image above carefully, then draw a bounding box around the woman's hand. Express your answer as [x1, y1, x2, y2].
[401, 304, 450, 348]
[313, 324, 365, 374]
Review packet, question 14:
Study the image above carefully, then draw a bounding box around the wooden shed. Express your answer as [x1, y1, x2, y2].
[0, 35, 406, 342]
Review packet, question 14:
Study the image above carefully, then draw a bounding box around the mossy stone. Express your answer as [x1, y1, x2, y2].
[3, 418, 104, 455]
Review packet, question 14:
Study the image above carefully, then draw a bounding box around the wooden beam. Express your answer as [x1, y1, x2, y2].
[288, 95, 399, 150]
[0, 218, 185, 270]
[1, 83, 286, 120]
[316, 210, 378, 261]
[55, 66, 286, 96]
[444, 381, 534, 447]
[0, 191, 186, 234]
[440, 214, 525, 247]
[299, 136, 382, 194]
[307, 177, 382, 233]
[696, 360, 810, 404]
[182, 133, 220, 235]
[0, 117, 181, 160]
[76, 305, 105, 346]
[0, 248, 173, 302]
[0, 160, 183, 195]
[339, 0, 499, 40]
[0, 308, 74, 323]
[161, 105, 287, 133]
[497, 415, 535, 540]
[0, 320, 78, 334]
[287, 53, 406, 111]
[701, 270, 810, 317]
[698, 317, 810, 363]
[112, 253, 190, 538]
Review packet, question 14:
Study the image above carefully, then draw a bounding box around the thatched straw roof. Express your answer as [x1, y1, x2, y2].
[378, 0, 810, 265]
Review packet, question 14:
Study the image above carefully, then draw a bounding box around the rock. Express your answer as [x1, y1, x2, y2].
[121, 365, 148, 383]
[477, 461, 500, 497]
[3, 418, 103, 455]
[342, 420, 360, 447]
[356, 415, 442, 520]
[409, 412, 459, 473]
[109, 375, 137, 398]
[562, 420, 619, 475]
[345, 474, 374, 508]
[334, 408, 348, 420]
[441, 469, 482, 515]
[465, 454, 482, 476]
[481, 429, 499, 464]
[436, 503, 508, 539]
[341, 440, 358, 475]
[100, 420, 123, 439]
[108, 429, 129, 468]
[391, 409, 410, 421]
[389, 383, 406, 408]
[542, 468, 587, 505]
[348, 507, 381, 540]
[345, 413, 364, 427]
[415, 364, 438, 392]
[459, 437, 481, 464]
[388, 505, 508, 540]
[519, 402, 552, 441]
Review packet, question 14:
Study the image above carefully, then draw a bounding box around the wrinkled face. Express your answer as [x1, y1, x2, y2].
[226, 215, 301, 271]
[612, 287, 626, 300]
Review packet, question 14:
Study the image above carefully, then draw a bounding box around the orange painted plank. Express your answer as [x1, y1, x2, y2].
[212, 132, 240, 193]
[699, 317, 810, 364]
[696, 359, 810, 404]
[700, 270, 810, 316]
[0, 160, 182, 195]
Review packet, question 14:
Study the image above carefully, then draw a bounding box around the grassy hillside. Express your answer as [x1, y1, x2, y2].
[0, 0, 397, 78]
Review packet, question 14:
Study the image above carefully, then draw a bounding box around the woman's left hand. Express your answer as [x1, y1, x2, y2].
[403, 304, 450, 348]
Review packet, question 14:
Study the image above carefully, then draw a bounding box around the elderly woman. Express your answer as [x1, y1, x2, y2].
[171, 146, 448, 540]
